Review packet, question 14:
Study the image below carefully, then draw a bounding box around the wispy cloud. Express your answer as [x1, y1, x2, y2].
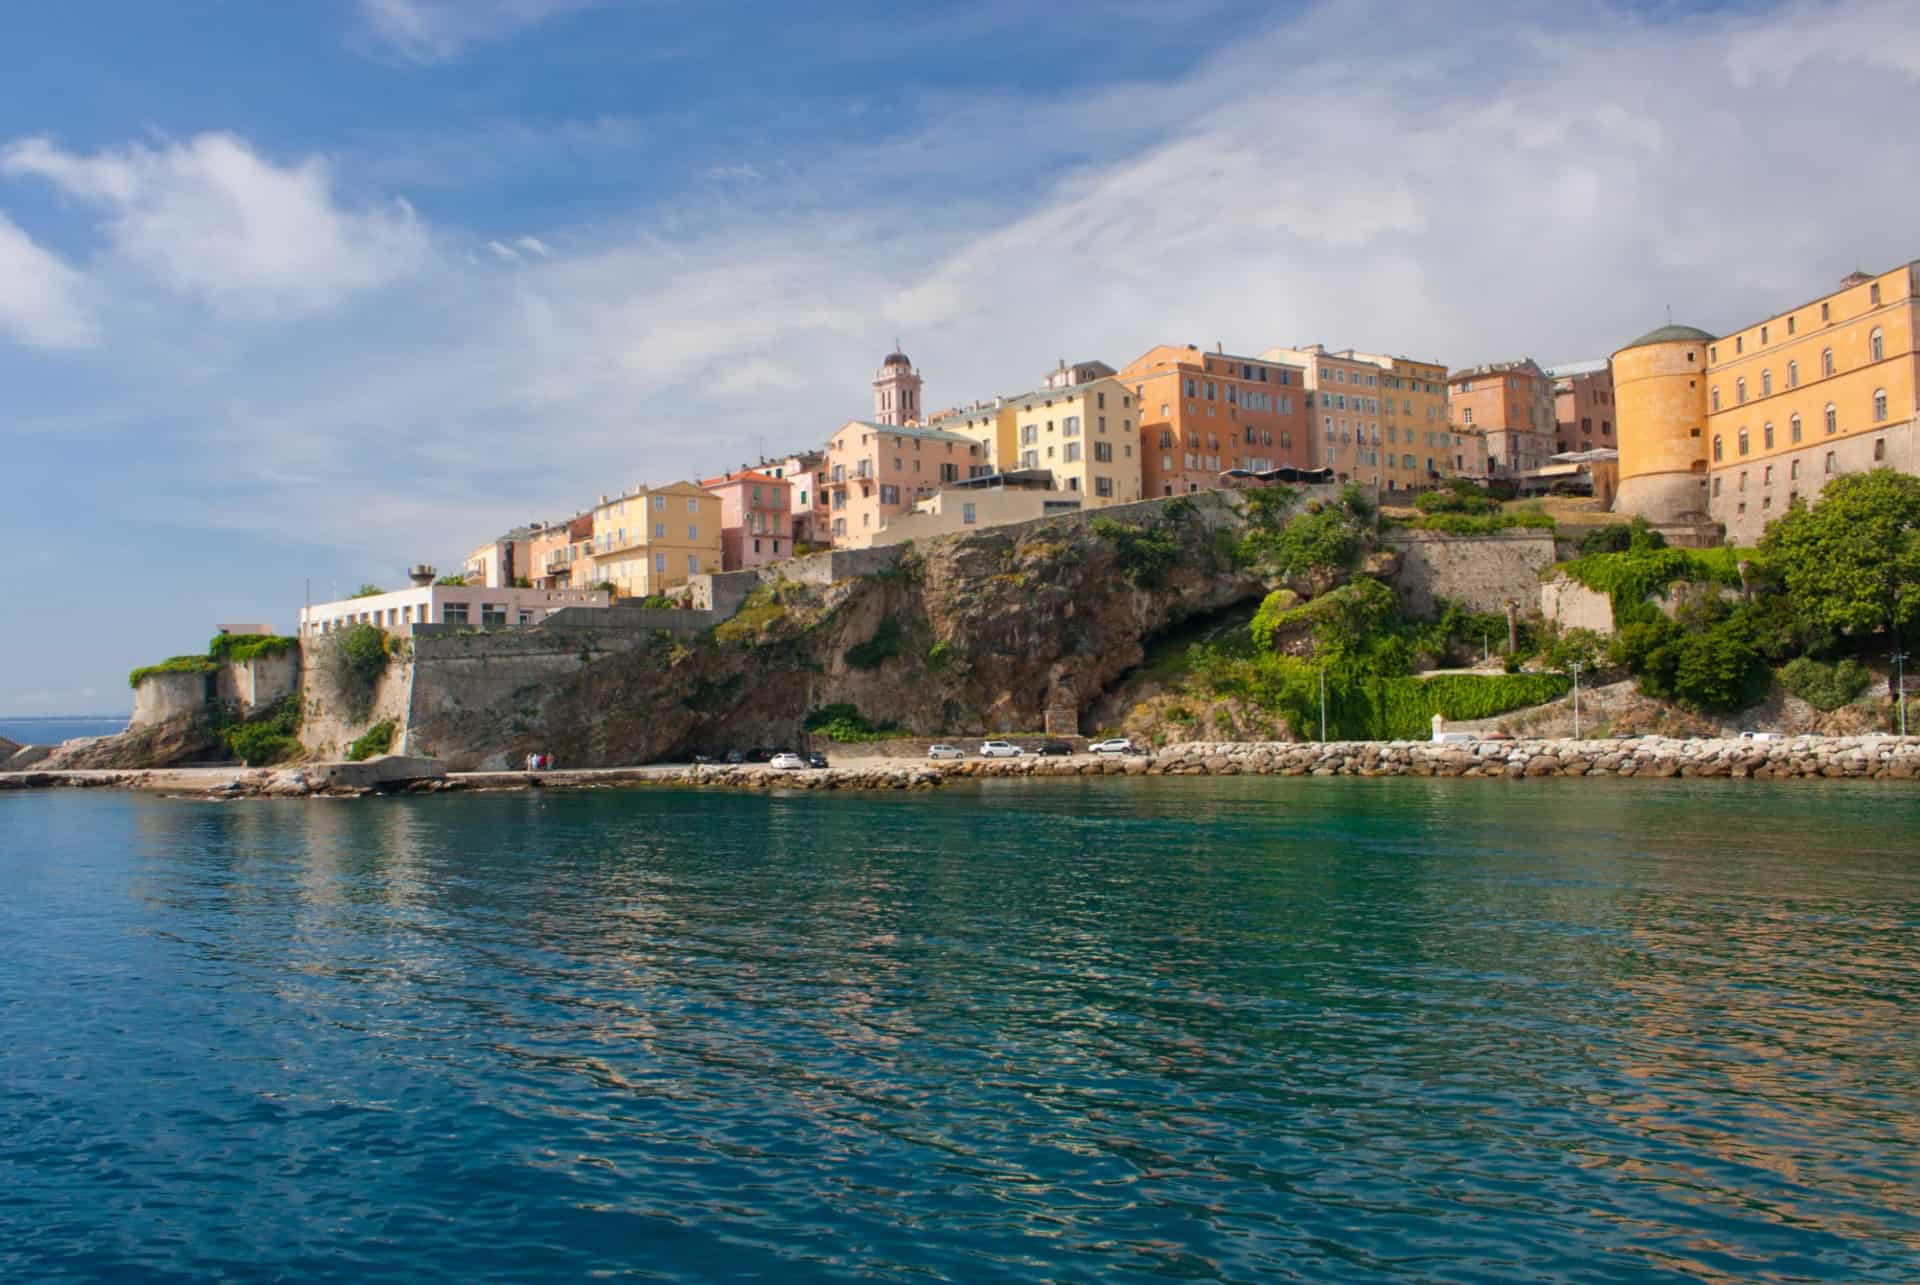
[2, 132, 428, 319]
[357, 0, 599, 62]
[0, 213, 96, 349]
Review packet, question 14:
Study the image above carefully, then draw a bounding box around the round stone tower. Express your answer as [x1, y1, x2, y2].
[872, 346, 922, 426]
[1611, 323, 1715, 523]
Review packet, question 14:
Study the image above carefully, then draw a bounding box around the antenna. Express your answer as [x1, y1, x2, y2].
[1666, 304, 1672, 325]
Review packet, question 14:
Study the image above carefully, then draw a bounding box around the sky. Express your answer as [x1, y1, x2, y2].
[2, 0, 1918, 715]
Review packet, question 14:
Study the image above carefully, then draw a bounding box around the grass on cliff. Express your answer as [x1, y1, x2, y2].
[129, 633, 300, 689]
[804, 703, 900, 742]
[345, 720, 396, 761]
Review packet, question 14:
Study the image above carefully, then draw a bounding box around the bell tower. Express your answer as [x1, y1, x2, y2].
[873, 343, 922, 426]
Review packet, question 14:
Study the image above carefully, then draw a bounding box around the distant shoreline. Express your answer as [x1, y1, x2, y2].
[4, 734, 1917, 798]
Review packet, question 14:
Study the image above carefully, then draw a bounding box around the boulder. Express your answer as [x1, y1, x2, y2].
[306, 755, 448, 792]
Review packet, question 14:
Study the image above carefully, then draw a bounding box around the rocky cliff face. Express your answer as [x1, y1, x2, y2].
[405, 493, 1272, 769]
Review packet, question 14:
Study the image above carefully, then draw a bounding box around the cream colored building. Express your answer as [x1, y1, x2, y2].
[871, 482, 1082, 547]
[588, 481, 723, 598]
[1265, 345, 1454, 490]
[301, 583, 608, 637]
[1002, 377, 1143, 505]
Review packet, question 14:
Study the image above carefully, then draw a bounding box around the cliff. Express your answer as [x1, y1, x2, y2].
[399, 492, 1272, 769]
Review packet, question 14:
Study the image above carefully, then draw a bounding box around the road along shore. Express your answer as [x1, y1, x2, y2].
[3, 734, 1917, 799]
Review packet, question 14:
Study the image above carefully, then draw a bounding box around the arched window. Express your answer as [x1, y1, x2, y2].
[1822, 348, 1835, 378]
[1713, 434, 1724, 462]
[1763, 422, 1774, 449]
[1870, 328, 1884, 362]
[1787, 360, 1799, 388]
[1761, 369, 1773, 396]
[1874, 389, 1888, 422]
[1736, 377, 1747, 404]
[1711, 386, 1721, 412]
[1738, 428, 1749, 456]
[1790, 414, 1802, 443]
[1825, 451, 1837, 475]
[1825, 404, 1838, 434]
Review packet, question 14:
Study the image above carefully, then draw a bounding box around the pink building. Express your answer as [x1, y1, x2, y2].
[824, 419, 984, 547]
[774, 450, 827, 547]
[700, 469, 793, 570]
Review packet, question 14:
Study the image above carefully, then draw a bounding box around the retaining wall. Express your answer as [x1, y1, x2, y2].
[1383, 529, 1558, 616]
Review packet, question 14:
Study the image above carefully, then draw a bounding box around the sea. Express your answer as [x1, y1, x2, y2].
[2, 777, 1917, 1282]
[0, 714, 129, 746]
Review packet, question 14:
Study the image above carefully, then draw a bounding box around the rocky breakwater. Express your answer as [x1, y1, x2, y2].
[1147, 735, 1920, 779]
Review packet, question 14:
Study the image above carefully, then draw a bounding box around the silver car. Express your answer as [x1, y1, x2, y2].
[927, 744, 965, 760]
[978, 740, 1024, 758]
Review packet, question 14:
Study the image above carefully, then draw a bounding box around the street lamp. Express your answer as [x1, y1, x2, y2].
[1569, 661, 1584, 740]
[1319, 665, 1328, 742]
[1894, 649, 1910, 738]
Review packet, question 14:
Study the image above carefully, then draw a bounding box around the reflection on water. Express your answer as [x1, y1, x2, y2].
[3, 778, 1919, 1282]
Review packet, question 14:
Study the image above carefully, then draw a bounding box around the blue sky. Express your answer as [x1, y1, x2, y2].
[2, 0, 1917, 715]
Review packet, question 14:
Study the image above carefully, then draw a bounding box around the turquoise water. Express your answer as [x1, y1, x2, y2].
[0, 715, 128, 745]
[3, 779, 1918, 1282]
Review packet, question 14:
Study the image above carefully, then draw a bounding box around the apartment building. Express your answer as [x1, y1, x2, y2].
[1119, 344, 1309, 496]
[1002, 377, 1142, 506]
[462, 527, 535, 588]
[771, 450, 828, 546]
[1264, 346, 1453, 490]
[587, 481, 723, 598]
[1546, 360, 1616, 454]
[700, 469, 793, 570]
[528, 514, 595, 589]
[824, 420, 985, 547]
[1447, 358, 1557, 474]
[1702, 262, 1918, 544]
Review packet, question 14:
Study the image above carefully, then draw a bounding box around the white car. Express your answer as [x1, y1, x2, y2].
[927, 744, 965, 760]
[1088, 737, 1136, 755]
[979, 740, 1024, 758]
[768, 752, 806, 770]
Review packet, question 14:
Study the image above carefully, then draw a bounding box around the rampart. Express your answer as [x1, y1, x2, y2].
[1382, 529, 1558, 616]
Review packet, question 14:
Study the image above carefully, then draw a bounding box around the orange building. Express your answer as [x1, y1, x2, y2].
[824, 420, 986, 547]
[1264, 346, 1452, 491]
[1447, 358, 1557, 475]
[700, 468, 793, 570]
[528, 513, 596, 589]
[1117, 344, 1309, 497]
[1547, 361, 1616, 454]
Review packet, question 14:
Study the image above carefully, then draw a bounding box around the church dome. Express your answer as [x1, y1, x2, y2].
[1618, 323, 1716, 351]
[882, 350, 912, 368]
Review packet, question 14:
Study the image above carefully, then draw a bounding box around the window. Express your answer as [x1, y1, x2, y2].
[654, 553, 666, 573]
[654, 495, 665, 511]
[1021, 424, 1038, 445]
[1790, 414, 1802, 443]
[1712, 434, 1723, 462]
[1711, 387, 1721, 411]
[1825, 451, 1836, 475]
[1094, 440, 1113, 462]
[687, 554, 699, 574]
[1787, 360, 1798, 388]
[1763, 422, 1774, 449]
[1761, 370, 1772, 396]
[1764, 465, 1773, 484]
[1062, 415, 1081, 437]
[687, 525, 698, 540]
[1095, 476, 1114, 498]
[688, 497, 698, 513]
[1821, 302, 1830, 321]
[654, 522, 665, 539]
[1736, 378, 1746, 404]
[1462, 407, 1473, 424]
[442, 603, 469, 625]
[879, 484, 900, 504]
[1788, 316, 1796, 335]
[1873, 389, 1888, 421]
[1822, 348, 1834, 377]
[1760, 324, 1769, 343]
[1736, 336, 1743, 353]
[1825, 404, 1838, 435]
[1064, 442, 1081, 462]
[1870, 283, 1881, 305]
[1738, 428, 1750, 456]
[1709, 346, 1717, 363]
[518, 610, 534, 625]
[1712, 476, 1722, 497]
[1870, 328, 1884, 361]
[1875, 438, 1886, 461]
[1791, 459, 1800, 479]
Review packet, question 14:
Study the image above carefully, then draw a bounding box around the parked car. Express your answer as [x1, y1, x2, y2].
[1088, 737, 1135, 755]
[1037, 741, 1074, 756]
[769, 752, 806, 770]
[747, 747, 776, 763]
[979, 740, 1024, 758]
[928, 744, 965, 760]
[725, 749, 745, 764]
[1740, 731, 1782, 742]
[807, 751, 829, 769]
[692, 751, 716, 765]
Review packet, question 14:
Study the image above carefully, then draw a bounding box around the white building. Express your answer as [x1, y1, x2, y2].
[300, 583, 608, 638]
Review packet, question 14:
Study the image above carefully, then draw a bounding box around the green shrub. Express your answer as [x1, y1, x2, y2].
[1239, 503, 1360, 576]
[1411, 507, 1555, 535]
[803, 703, 899, 742]
[1239, 485, 1298, 530]
[845, 616, 904, 668]
[1779, 657, 1872, 711]
[227, 723, 299, 766]
[207, 633, 298, 663]
[1091, 516, 1183, 587]
[127, 655, 219, 688]
[320, 623, 391, 720]
[1611, 601, 1766, 713]
[349, 584, 386, 599]
[512, 576, 533, 588]
[1538, 626, 1606, 674]
[345, 720, 396, 761]
[1338, 483, 1375, 519]
[1559, 543, 1742, 617]
[1577, 517, 1666, 556]
[1414, 484, 1497, 516]
[926, 639, 953, 673]
[436, 575, 468, 586]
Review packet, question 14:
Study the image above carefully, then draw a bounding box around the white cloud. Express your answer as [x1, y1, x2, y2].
[0, 213, 96, 349]
[514, 235, 552, 257]
[2, 132, 428, 318]
[487, 239, 520, 261]
[358, 0, 598, 62]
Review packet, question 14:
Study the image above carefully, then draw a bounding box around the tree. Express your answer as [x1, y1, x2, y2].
[349, 584, 385, 599]
[1760, 469, 1920, 638]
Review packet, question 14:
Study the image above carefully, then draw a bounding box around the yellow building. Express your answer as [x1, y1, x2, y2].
[932, 401, 1018, 472]
[1703, 263, 1918, 544]
[1616, 262, 1919, 541]
[1611, 323, 1714, 524]
[587, 481, 723, 598]
[1003, 377, 1142, 505]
